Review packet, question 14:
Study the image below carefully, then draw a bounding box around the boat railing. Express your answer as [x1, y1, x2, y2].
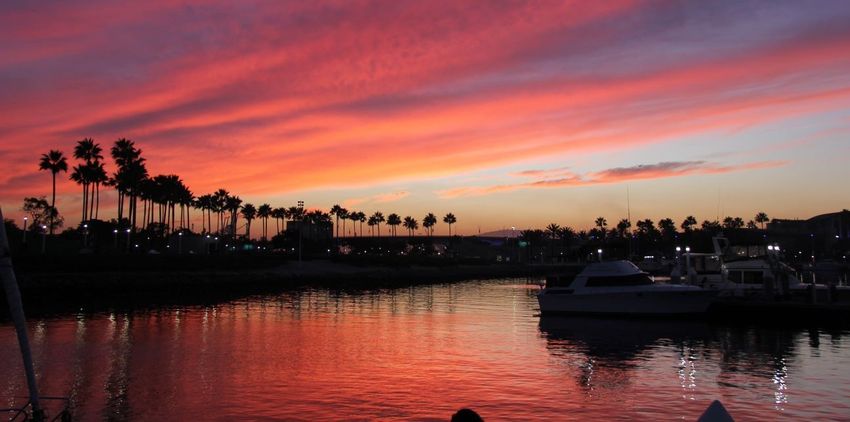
[2, 396, 71, 422]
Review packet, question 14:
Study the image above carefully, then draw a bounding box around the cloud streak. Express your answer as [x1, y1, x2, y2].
[1, 1, 848, 226]
[436, 160, 787, 198]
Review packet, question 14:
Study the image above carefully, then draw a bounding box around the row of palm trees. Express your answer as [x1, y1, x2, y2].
[329, 206, 457, 238]
[37, 138, 459, 241]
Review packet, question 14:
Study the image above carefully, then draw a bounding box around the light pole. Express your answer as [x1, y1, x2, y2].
[113, 229, 118, 249]
[684, 246, 691, 284]
[82, 223, 88, 248]
[297, 201, 304, 265]
[597, 248, 603, 262]
[40, 225, 47, 254]
[22, 217, 28, 245]
[178, 231, 183, 254]
[126, 228, 131, 253]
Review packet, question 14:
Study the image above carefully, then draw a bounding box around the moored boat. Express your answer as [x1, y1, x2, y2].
[537, 260, 717, 316]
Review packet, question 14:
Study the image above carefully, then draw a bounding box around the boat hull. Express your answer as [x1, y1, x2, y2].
[537, 289, 717, 316]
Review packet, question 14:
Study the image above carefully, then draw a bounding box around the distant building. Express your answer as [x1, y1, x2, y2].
[768, 210, 850, 239]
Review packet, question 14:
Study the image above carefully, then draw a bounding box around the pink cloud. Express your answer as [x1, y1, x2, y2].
[436, 160, 787, 198]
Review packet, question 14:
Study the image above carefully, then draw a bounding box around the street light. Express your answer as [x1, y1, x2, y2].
[40, 225, 47, 254]
[684, 246, 691, 284]
[22, 217, 28, 244]
[113, 229, 118, 249]
[126, 228, 131, 253]
[597, 248, 603, 262]
[178, 231, 183, 254]
[82, 223, 88, 248]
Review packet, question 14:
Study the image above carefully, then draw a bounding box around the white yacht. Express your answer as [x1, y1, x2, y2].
[538, 261, 717, 316]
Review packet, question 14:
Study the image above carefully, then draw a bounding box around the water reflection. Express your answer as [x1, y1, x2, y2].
[539, 317, 713, 393]
[1, 280, 849, 420]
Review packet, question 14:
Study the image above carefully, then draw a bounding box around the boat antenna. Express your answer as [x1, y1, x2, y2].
[0, 207, 43, 420]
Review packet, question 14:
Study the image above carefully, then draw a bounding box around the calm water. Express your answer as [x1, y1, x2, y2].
[2, 279, 850, 421]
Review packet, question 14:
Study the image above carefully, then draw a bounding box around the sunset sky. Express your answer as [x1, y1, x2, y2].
[2, 0, 849, 235]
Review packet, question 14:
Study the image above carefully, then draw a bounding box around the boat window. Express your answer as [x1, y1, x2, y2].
[742, 271, 764, 284]
[728, 271, 742, 283]
[585, 273, 653, 287]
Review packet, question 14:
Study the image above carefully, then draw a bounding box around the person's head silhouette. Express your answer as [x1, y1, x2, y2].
[451, 408, 483, 422]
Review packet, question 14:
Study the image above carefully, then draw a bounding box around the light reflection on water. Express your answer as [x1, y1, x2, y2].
[1, 279, 849, 421]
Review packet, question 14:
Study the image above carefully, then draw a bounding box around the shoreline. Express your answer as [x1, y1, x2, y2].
[3, 261, 553, 317]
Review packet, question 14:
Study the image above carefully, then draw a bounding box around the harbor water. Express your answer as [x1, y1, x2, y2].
[2, 279, 850, 420]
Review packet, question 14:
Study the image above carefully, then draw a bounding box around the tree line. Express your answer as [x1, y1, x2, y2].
[30, 138, 458, 241]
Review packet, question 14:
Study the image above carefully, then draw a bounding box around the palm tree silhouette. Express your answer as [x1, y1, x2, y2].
[387, 213, 402, 237]
[345, 210, 357, 237]
[594, 216, 607, 240]
[258, 203, 272, 240]
[241, 203, 256, 239]
[754, 212, 769, 229]
[546, 223, 560, 261]
[338, 208, 349, 238]
[38, 150, 68, 234]
[371, 211, 385, 237]
[330, 205, 345, 239]
[226, 195, 242, 237]
[72, 138, 103, 223]
[272, 207, 285, 236]
[442, 213, 456, 236]
[403, 216, 418, 237]
[680, 215, 698, 233]
[423, 213, 437, 236]
[367, 215, 377, 236]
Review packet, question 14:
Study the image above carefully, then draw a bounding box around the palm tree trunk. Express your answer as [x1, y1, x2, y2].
[81, 183, 87, 223]
[89, 183, 95, 222]
[95, 183, 100, 220]
[50, 172, 56, 235]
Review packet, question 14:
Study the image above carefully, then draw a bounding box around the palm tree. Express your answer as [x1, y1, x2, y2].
[213, 189, 229, 234]
[422, 213, 437, 236]
[443, 213, 457, 236]
[356, 211, 366, 237]
[72, 138, 103, 223]
[371, 211, 385, 237]
[387, 213, 402, 237]
[241, 203, 256, 238]
[89, 161, 108, 220]
[346, 210, 359, 237]
[557, 226, 575, 257]
[681, 215, 698, 233]
[110, 138, 144, 228]
[339, 209, 349, 238]
[403, 216, 418, 237]
[224, 195, 242, 236]
[754, 212, 769, 229]
[38, 150, 68, 234]
[330, 205, 346, 239]
[614, 218, 631, 238]
[70, 164, 89, 223]
[272, 207, 285, 236]
[546, 223, 560, 261]
[594, 216, 607, 240]
[258, 203, 272, 240]
[367, 215, 377, 236]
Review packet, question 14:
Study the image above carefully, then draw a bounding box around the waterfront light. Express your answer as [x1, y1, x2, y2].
[676, 246, 681, 252]
[768, 245, 774, 251]
[685, 246, 690, 252]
